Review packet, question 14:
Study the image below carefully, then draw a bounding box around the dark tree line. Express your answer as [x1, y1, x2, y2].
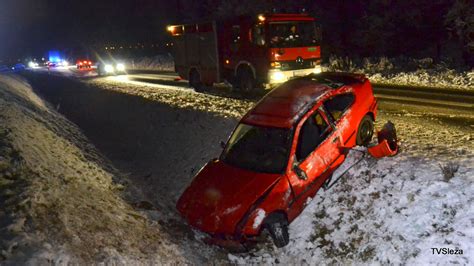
[177, 0, 474, 67]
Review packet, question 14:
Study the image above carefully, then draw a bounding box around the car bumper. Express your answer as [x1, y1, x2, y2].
[268, 66, 322, 84]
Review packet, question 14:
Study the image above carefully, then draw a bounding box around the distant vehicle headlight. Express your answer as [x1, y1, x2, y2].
[62, 61, 69, 67]
[116, 63, 125, 71]
[28, 61, 36, 68]
[104, 64, 114, 73]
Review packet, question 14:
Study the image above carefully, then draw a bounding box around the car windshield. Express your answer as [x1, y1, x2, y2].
[269, 21, 320, 48]
[221, 123, 291, 174]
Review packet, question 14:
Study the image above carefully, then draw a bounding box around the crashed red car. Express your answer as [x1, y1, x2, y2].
[177, 72, 394, 248]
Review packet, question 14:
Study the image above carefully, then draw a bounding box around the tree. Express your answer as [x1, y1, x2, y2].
[445, 0, 474, 66]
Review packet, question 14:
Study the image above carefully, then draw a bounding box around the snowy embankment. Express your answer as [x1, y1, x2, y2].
[0, 74, 186, 264]
[125, 54, 174, 71]
[328, 56, 474, 91]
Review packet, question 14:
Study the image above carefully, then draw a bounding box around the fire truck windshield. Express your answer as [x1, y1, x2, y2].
[269, 21, 320, 48]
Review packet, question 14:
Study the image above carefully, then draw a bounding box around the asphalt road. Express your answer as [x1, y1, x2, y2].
[126, 70, 474, 122]
[29, 66, 474, 123]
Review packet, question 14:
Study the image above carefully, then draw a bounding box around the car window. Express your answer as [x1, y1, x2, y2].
[222, 123, 291, 174]
[296, 111, 332, 161]
[230, 25, 241, 52]
[252, 23, 265, 46]
[324, 93, 355, 121]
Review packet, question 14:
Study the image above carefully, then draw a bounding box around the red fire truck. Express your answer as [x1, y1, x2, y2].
[168, 13, 321, 93]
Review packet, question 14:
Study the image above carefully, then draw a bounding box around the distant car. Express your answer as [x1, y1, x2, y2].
[76, 59, 93, 69]
[11, 63, 26, 71]
[177, 72, 379, 248]
[97, 62, 126, 76]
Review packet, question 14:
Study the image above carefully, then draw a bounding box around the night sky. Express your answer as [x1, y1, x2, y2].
[0, 0, 178, 60]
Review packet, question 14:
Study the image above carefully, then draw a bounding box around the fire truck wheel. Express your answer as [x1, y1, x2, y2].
[356, 115, 374, 146]
[239, 69, 255, 94]
[189, 69, 203, 92]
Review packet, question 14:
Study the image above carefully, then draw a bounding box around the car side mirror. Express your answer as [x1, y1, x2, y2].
[220, 141, 226, 149]
[293, 164, 308, 181]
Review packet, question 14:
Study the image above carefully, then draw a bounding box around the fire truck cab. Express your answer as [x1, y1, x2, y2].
[168, 13, 321, 93]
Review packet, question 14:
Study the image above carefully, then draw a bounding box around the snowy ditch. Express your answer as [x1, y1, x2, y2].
[1, 73, 472, 264]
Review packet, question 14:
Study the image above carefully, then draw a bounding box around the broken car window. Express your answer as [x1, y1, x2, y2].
[324, 93, 355, 121]
[296, 111, 331, 161]
[222, 123, 291, 174]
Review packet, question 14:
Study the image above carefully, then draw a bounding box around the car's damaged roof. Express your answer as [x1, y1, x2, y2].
[242, 72, 366, 128]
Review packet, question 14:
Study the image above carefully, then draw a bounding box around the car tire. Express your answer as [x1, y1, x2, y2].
[356, 115, 374, 146]
[189, 69, 203, 92]
[265, 218, 289, 248]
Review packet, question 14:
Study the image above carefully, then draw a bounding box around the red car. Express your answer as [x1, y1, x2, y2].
[76, 59, 93, 69]
[177, 72, 381, 248]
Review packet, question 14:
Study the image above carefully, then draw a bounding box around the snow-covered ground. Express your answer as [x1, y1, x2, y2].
[328, 56, 474, 91]
[2, 71, 472, 264]
[89, 76, 473, 265]
[0, 74, 188, 264]
[125, 54, 174, 71]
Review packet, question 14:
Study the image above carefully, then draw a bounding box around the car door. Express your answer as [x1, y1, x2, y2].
[323, 93, 357, 148]
[286, 105, 342, 214]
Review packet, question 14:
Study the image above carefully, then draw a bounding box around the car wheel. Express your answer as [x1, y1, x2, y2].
[356, 115, 374, 146]
[265, 218, 289, 248]
[189, 69, 203, 92]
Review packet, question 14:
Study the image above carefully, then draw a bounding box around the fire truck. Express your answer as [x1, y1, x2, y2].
[168, 13, 321, 93]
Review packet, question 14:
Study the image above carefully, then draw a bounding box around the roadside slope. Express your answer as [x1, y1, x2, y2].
[0, 74, 186, 264]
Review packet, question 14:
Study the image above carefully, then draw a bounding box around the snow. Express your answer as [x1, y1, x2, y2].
[229, 150, 473, 265]
[88, 73, 472, 265]
[0, 74, 187, 264]
[126, 54, 174, 71]
[253, 209, 267, 229]
[328, 56, 474, 91]
[3, 70, 472, 264]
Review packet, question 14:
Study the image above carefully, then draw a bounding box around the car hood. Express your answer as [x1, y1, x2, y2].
[177, 160, 281, 235]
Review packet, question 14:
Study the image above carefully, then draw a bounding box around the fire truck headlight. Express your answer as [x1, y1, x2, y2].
[271, 71, 285, 82]
[116, 63, 125, 71]
[313, 66, 322, 74]
[104, 64, 114, 73]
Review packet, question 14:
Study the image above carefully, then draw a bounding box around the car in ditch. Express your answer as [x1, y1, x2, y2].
[177, 72, 391, 248]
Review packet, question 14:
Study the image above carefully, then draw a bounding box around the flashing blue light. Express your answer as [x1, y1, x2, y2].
[48, 50, 62, 63]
